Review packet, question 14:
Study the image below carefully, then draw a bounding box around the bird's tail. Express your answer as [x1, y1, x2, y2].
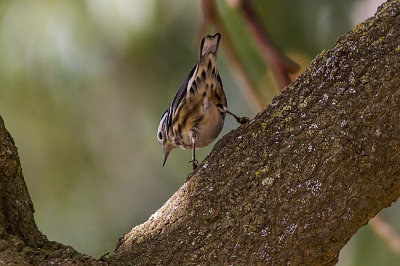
[199, 33, 221, 58]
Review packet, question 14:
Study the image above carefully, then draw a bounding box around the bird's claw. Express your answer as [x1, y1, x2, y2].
[189, 159, 199, 170]
[236, 116, 250, 124]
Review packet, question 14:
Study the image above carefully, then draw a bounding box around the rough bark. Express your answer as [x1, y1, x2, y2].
[0, 118, 102, 264]
[111, 1, 400, 264]
[0, 0, 400, 264]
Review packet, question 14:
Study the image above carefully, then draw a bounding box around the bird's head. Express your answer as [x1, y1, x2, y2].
[157, 111, 175, 166]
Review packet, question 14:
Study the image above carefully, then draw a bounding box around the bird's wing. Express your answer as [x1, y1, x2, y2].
[167, 64, 197, 129]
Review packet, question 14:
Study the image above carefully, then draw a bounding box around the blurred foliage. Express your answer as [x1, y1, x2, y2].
[0, 0, 398, 264]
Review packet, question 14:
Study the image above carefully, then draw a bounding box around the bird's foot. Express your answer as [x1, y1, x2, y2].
[189, 159, 199, 170]
[235, 116, 250, 124]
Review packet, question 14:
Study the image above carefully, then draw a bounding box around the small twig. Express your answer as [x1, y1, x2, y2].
[201, 0, 263, 111]
[369, 216, 400, 255]
[235, 0, 299, 90]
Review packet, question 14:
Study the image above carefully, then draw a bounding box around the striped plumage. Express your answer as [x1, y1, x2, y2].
[157, 33, 248, 170]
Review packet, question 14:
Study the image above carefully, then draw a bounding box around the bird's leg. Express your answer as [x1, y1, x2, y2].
[226, 110, 250, 124]
[218, 106, 250, 124]
[189, 132, 199, 170]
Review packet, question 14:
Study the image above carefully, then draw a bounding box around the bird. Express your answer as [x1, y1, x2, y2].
[157, 33, 249, 170]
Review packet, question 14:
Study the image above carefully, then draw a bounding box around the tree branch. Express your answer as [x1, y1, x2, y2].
[0, 117, 100, 264]
[111, 0, 400, 264]
[234, 0, 300, 89]
[369, 216, 400, 255]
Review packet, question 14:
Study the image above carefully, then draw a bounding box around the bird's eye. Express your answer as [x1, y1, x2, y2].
[158, 132, 163, 140]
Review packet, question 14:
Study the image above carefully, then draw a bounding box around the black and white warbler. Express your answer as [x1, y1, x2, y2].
[157, 33, 249, 170]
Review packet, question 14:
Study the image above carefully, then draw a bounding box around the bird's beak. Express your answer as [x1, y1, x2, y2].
[162, 149, 170, 167]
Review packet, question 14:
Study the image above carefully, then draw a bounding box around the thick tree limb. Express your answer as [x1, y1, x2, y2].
[111, 1, 400, 264]
[0, 118, 101, 264]
[0, 0, 399, 264]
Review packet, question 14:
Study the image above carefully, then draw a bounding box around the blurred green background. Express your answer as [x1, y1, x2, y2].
[0, 0, 398, 265]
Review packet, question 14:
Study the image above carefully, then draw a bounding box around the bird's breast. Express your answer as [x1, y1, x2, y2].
[194, 103, 224, 148]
